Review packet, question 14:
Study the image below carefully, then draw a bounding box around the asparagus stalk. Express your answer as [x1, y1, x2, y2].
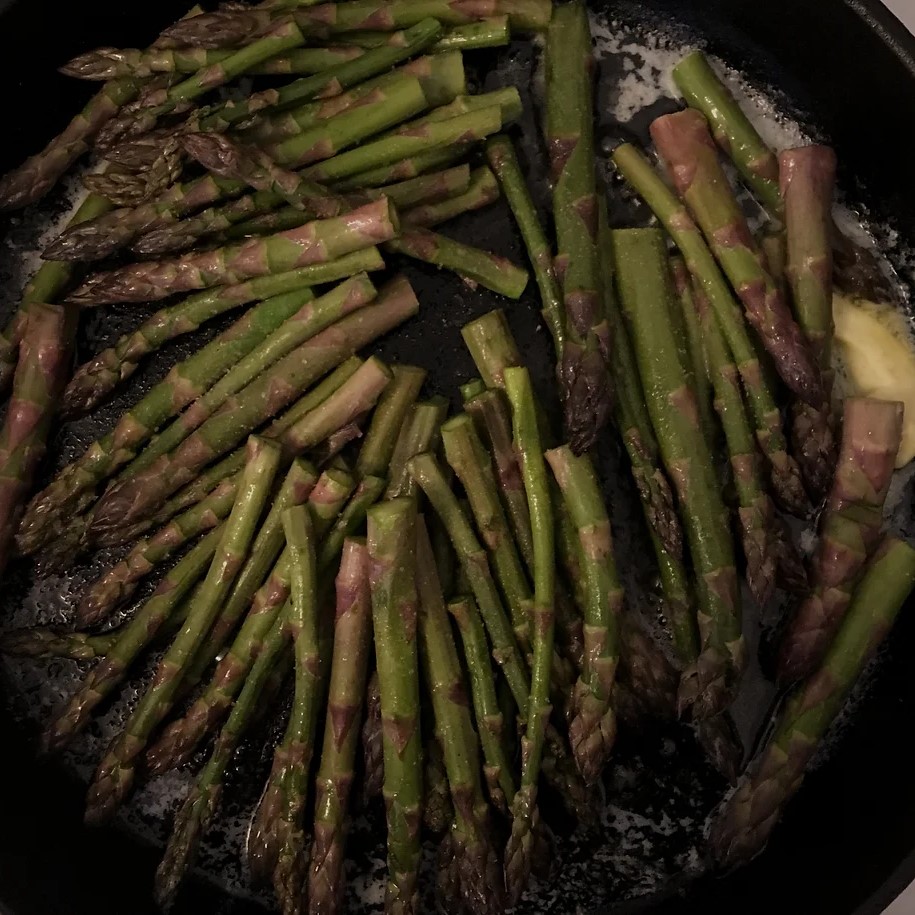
[464, 388, 536, 570]
[545, 444, 621, 783]
[43, 529, 221, 753]
[710, 536, 915, 867]
[196, 20, 445, 133]
[131, 359, 363, 539]
[89, 285, 410, 535]
[401, 166, 499, 227]
[0, 192, 112, 394]
[16, 289, 311, 557]
[84, 438, 282, 824]
[409, 451, 530, 710]
[671, 50, 782, 214]
[422, 732, 453, 836]
[0, 305, 73, 576]
[613, 229, 745, 720]
[598, 211, 683, 560]
[122, 274, 377, 478]
[674, 260, 778, 607]
[308, 538, 373, 915]
[545, 1, 612, 454]
[141, 460, 322, 770]
[460, 309, 521, 390]
[385, 399, 449, 500]
[611, 143, 807, 515]
[778, 397, 903, 682]
[154, 606, 294, 910]
[448, 596, 517, 814]
[387, 229, 528, 299]
[154, 7, 278, 48]
[650, 110, 823, 408]
[0, 79, 140, 211]
[780, 145, 839, 499]
[356, 365, 427, 477]
[502, 366, 555, 904]
[485, 134, 564, 351]
[62, 44, 360, 80]
[148, 468, 355, 775]
[333, 146, 468, 192]
[442, 414, 531, 643]
[63, 248, 384, 416]
[341, 18, 510, 52]
[415, 519, 504, 915]
[252, 506, 322, 914]
[303, 106, 503, 185]
[67, 198, 399, 306]
[1, 626, 118, 662]
[368, 499, 423, 915]
[76, 476, 239, 628]
[296, 0, 551, 33]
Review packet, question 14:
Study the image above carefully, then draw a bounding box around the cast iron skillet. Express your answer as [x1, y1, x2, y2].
[2, 1, 915, 913]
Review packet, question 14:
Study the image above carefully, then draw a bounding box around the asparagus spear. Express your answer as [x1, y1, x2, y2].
[400, 166, 499, 227]
[1, 627, 118, 662]
[16, 289, 311, 557]
[302, 106, 503, 185]
[710, 536, 915, 866]
[409, 451, 530, 710]
[0, 305, 73, 576]
[674, 261, 778, 607]
[0, 192, 112, 394]
[361, 670, 385, 804]
[613, 228, 745, 720]
[296, 0, 551, 33]
[76, 477, 239, 628]
[356, 365, 427, 478]
[545, 444, 621, 783]
[63, 248, 384, 416]
[67, 198, 399, 305]
[196, 20, 446, 133]
[254, 506, 322, 914]
[502, 367, 555, 904]
[671, 50, 782, 214]
[611, 143, 807, 515]
[485, 134, 565, 351]
[341, 18, 510, 52]
[148, 468, 355, 776]
[464, 389, 536, 570]
[545, 1, 612, 454]
[308, 538, 373, 915]
[154, 605, 294, 910]
[89, 286, 410, 535]
[0, 81, 139, 210]
[415, 519, 504, 915]
[43, 529, 221, 753]
[84, 437, 282, 824]
[96, 18, 308, 147]
[448, 596, 517, 814]
[650, 110, 823, 408]
[778, 397, 903, 682]
[122, 274, 377, 479]
[368, 499, 423, 915]
[62, 45, 361, 81]
[385, 399, 449, 500]
[441, 414, 531, 644]
[387, 229, 528, 299]
[155, 7, 278, 48]
[344, 152, 466, 194]
[780, 145, 839, 499]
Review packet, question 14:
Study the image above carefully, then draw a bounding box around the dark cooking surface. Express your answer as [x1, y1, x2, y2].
[2, 1, 915, 914]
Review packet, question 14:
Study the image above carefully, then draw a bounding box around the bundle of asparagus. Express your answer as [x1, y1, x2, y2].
[2, 6, 913, 913]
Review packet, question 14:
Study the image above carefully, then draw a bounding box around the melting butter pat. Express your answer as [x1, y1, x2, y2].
[833, 293, 915, 467]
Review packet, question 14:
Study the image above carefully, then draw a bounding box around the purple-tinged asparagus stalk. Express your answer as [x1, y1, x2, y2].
[777, 397, 903, 683]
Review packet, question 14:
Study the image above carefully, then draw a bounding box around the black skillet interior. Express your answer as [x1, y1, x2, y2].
[2, 1, 915, 913]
